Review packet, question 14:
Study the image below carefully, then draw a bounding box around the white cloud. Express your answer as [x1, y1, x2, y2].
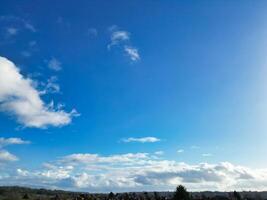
[0, 56, 78, 128]
[107, 26, 141, 62]
[112, 31, 129, 41]
[108, 30, 130, 49]
[1, 151, 267, 192]
[0, 137, 30, 148]
[177, 149, 184, 153]
[124, 46, 140, 61]
[0, 150, 18, 162]
[62, 153, 149, 165]
[48, 58, 62, 71]
[0, 137, 29, 164]
[121, 137, 161, 143]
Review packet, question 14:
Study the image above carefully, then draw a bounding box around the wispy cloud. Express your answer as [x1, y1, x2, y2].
[24, 22, 36, 32]
[121, 137, 161, 143]
[154, 151, 164, 156]
[88, 28, 98, 37]
[0, 56, 78, 128]
[0, 137, 30, 148]
[177, 149, 184, 153]
[6, 27, 18, 36]
[21, 51, 31, 57]
[0, 137, 30, 163]
[29, 41, 37, 47]
[39, 76, 61, 95]
[124, 46, 140, 61]
[62, 152, 149, 164]
[0, 15, 36, 33]
[47, 58, 62, 71]
[0, 150, 18, 162]
[107, 26, 140, 62]
[108, 30, 130, 49]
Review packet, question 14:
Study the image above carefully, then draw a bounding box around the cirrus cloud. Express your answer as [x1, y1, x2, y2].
[124, 46, 140, 61]
[108, 26, 140, 62]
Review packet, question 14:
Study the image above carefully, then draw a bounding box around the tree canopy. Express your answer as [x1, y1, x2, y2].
[173, 185, 191, 200]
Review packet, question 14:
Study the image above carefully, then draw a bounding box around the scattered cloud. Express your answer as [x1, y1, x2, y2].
[0, 137, 30, 163]
[0, 15, 36, 33]
[0, 151, 266, 192]
[124, 46, 140, 61]
[108, 30, 130, 49]
[0, 137, 30, 148]
[47, 58, 62, 71]
[40, 76, 60, 95]
[177, 149, 184, 153]
[0, 150, 18, 162]
[0, 56, 78, 128]
[107, 26, 140, 62]
[121, 137, 161, 143]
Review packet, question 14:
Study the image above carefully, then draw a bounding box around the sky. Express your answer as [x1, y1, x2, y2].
[1, 0, 267, 192]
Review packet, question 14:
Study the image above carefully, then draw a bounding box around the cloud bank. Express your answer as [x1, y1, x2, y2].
[0, 56, 77, 128]
[1, 151, 267, 192]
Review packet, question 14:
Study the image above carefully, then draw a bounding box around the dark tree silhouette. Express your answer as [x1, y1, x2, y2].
[109, 192, 115, 200]
[233, 191, 241, 200]
[144, 192, 151, 200]
[124, 193, 130, 200]
[173, 185, 191, 200]
[154, 192, 161, 200]
[23, 193, 30, 199]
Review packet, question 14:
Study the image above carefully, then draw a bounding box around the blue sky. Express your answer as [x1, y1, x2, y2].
[1, 0, 267, 192]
